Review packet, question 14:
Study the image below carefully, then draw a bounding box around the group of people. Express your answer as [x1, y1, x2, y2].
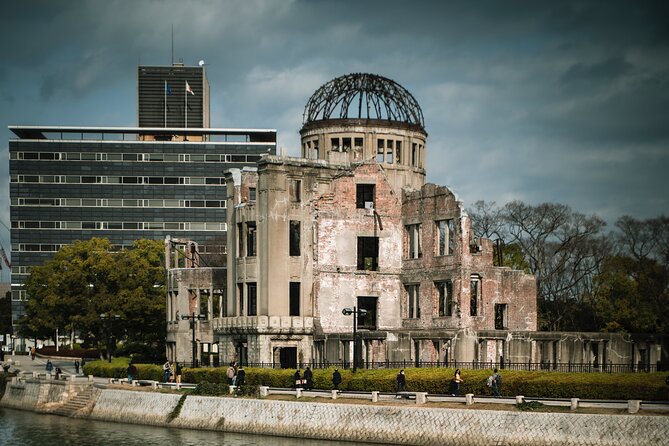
[293, 366, 314, 389]
[226, 361, 246, 386]
[448, 367, 502, 397]
[162, 361, 181, 383]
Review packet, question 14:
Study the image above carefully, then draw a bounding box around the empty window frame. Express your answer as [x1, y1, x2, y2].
[290, 179, 302, 202]
[246, 222, 257, 257]
[331, 137, 340, 151]
[357, 296, 377, 330]
[376, 139, 385, 163]
[237, 223, 244, 257]
[356, 184, 375, 209]
[470, 275, 481, 316]
[247, 283, 257, 316]
[411, 143, 417, 166]
[357, 236, 379, 271]
[436, 219, 455, 256]
[249, 187, 256, 201]
[436, 281, 453, 317]
[406, 224, 422, 259]
[396, 141, 402, 164]
[289, 220, 301, 256]
[237, 283, 244, 316]
[405, 284, 420, 319]
[289, 282, 300, 316]
[494, 303, 508, 329]
[386, 140, 394, 164]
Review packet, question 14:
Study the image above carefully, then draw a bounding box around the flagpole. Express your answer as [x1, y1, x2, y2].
[164, 80, 167, 128]
[185, 80, 188, 128]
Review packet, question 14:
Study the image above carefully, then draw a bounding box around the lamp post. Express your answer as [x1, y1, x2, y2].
[181, 312, 206, 368]
[99, 313, 120, 363]
[342, 306, 367, 372]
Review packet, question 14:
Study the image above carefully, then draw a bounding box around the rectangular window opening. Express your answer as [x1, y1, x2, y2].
[357, 296, 377, 330]
[289, 220, 301, 256]
[289, 282, 300, 316]
[357, 236, 379, 271]
[356, 184, 375, 209]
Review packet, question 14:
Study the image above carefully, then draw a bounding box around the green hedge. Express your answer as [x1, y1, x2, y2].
[179, 367, 669, 401]
[80, 361, 669, 400]
[82, 357, 163, 381]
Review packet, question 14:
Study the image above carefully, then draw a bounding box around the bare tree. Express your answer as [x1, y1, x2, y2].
[502, 201, 609, 331]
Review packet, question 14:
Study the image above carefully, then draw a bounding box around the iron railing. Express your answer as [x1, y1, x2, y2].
[205, 359, 663, 373]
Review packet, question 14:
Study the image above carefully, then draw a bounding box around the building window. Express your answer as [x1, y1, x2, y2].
[357, 296, 377, 330]
[396, 141, 402, 164]
[386, 140, 394, 164]
[376, 139, 385, 163]
[249, 187, 256, 201]
[356, 184, 375, 209]
[357, 236, 379, 271]
[470, 275, 481, 316]
[406, 224, 422, 259]
[289, 220, 301, 256]
[247, 283, 257, 316]
[246, 222, 257, 257]
[237, 283, 244, 316]
[494, 303, 507, 329]
[289, 282, 300, 316]
[405, 284, 420, 319]
[412, 143, 417, 166]
[436, 219, 455, 256]
[331, 137, 340, 151]
[290, 179, 302, 202]
[436, 281, 453, 317]
[237, 223, 244, 257]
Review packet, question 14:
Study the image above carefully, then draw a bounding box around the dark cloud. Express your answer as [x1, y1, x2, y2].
[1, 0, 669, 255]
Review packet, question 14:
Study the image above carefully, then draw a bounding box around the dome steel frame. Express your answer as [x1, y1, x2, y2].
[303, 73, 425, 129]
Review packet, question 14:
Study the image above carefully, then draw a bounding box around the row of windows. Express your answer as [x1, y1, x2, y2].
[235, 282, 301, 317]
[12, 221, 227, 231]
[11, 197, 227, 209]
[11, 151, 262, 163]
[11, 242, 226, 257]
[405, 275, 482, 319]
[236, 220, 302, 258]
[406, 219, 455, 259]
[11, 175, 226, 185]
[302, 137, 424, 168]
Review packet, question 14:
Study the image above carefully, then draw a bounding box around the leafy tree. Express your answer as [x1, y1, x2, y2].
[593, 216, 669, 333]
[21, 238, 166, 358]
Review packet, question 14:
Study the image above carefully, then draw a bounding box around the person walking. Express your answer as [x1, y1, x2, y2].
[452, 368, 463, 396]
[236, 367, 246, 386]
[491, 368, 502, 397]
[396, 369, 406, 398]
[127, 362, 137, 383]
[303, 366, 313, 390]
[162, 361, 172, 383]
[45, 359, 53, 377]
[226, 362, 236, 386]
[74, 359, 80, 375]
[294, 369, 302, 388]
[332, 369, 342, 390]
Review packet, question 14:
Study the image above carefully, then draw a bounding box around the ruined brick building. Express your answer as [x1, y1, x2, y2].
[167, 73, 663, 370]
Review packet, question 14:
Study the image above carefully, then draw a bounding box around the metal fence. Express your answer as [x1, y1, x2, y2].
[220, 359, 664, 373]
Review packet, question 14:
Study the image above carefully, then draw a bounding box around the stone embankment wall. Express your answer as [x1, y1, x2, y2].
[3, 380, 669, 446]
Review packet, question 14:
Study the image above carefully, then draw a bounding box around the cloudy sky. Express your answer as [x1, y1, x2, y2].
[1, 0, 668, 266]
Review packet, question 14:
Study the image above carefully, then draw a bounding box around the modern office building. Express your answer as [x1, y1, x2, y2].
[7, 63, 276, 342]
[138, 63, 210, 129]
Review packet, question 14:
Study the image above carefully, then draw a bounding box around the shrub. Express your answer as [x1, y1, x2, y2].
[82, 357, 165, 381]
[38, 346, 99, 359]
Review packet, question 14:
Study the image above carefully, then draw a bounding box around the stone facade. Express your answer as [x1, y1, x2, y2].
[215, 154, 537, 368]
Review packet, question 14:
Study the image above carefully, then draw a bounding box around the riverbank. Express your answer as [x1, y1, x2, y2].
[2, 378, 668, 446]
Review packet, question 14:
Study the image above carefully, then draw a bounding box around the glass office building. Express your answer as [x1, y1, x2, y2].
[8, 125, 276, 335]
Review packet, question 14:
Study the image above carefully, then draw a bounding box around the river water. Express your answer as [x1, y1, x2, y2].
[0, 408, 367, 446]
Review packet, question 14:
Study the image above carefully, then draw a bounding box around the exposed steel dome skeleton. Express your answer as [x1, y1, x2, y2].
[303, 73, 425, 129]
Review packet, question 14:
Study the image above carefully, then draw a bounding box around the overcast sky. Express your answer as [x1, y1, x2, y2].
[1, 0, 668, 267]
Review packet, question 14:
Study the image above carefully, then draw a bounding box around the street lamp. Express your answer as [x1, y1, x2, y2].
[181, 312, 206, 368]
[342, 306, 367, 372]
[100, 313, 121, 363]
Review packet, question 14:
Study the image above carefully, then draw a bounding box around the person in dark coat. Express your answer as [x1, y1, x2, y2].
[236, 367, 246, 386]
[294, 369, 302, 388]
[396, 369, 406, 398]
[332, 369, 342, 390]
[74, 359, 80, 375]
[303, 366, 313, 390]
